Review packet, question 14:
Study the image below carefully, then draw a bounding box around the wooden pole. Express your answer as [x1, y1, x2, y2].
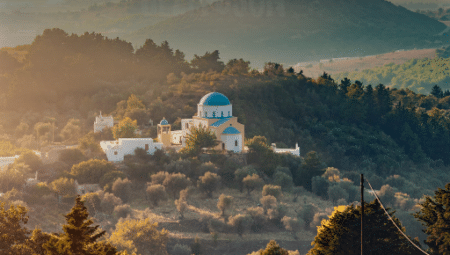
[361, 174, 364, 255]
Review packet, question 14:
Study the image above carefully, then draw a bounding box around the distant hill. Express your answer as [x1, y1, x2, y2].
[126, 0, 448, 68]
[332, 57, 450, 94]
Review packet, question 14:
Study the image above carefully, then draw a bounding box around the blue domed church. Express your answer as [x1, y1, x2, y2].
[158, 92, 245, 153]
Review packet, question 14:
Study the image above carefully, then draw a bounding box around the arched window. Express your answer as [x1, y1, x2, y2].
[205, 111, 207, 117]
[213, 111, 216, 117]
[185, 123, 189, 129]
[221, 111, 224, 117]
[228, 111, 230, 116]
[235, 140, 238, 146]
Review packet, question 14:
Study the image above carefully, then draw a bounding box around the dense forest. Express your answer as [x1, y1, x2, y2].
[2, 29, 450, 254]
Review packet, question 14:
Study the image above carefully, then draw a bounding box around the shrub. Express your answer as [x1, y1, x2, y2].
[114, 204, 132, 219]
[179, 186, 194, 202]
[146, 184, 168, 206]
[322, 167, 340, 182]
[378, 184, 396, 206]
[275, 166, 292, 177]
[246, 206, 266, 232]
[310, 212, 329, 229]
[273, 171, 294, 192]
[328, 185, 349, 205]
[163, 173, 191, 198]
[112, 178, 132, 203]
[171, 243, 191, 255]
[197, 162, 218, 178]
[190, 236, 202, 255]
[208, 218, 228, 233]
[260, 195, 277, 214]
[197, 172, 221, 198]
[311, 176, 329, 199]
[341, 171, 360, 184]
[99, 171, 127, 190]
[164, 159, 191, 174]
[228, 214, 252, 236]
[262, 184, 282, 199]
[2, 188, 23, 202]
[385, 175, 406, 189]
[338, 180, 358, 202]
[81, 192, 101, 216]
[217, 194, 233, 217]
[281, 216, 303, 237]
[290, 186, 305, 202]
[150, 171, 169, 185]
[234, 166, 257, 192]
[297, 204, 318, 230]
[58, 148, 86, 166]
[101, 192, 122, 214]
[51, 177, 75, 197]
[242, 174, 264, 196]
[367, 174, 383, 190]
[175, 198, 188, 219]
[70, 159, 115, 184]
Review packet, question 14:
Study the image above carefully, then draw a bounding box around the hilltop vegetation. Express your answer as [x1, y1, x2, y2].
[333, 57, 450, 93]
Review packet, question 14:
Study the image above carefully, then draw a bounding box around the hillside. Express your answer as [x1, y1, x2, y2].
[332, 56, 450, 93]
[127, 0, 447, 68]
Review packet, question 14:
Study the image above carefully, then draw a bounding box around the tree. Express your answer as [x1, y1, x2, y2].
[308, 200, 420, 255]
[245, 136, 279, 177]
[112, 178, 132, 203]
[112, 117, 137, 140]
[222, 58, 250, 75]
[197, 172, 221, 198]
[43, 196, 117, 255]
[190, 50, 224, 73]
[70, 159, 115, 184]
[273, 171, 294, 192]
[101, 192, 123, 215]
[146, 185, 167, 207]
[81, 192, 102, 216]
[99, 171, 127, 191]
[175, 198, 188, 219]
[414, 183, 450, 255]
[234, 166, 258, 193]
[50, 177, 75, 197]
[181, 125, 218, 155]
[228, 214, 251, 236]
[60, 118, 81, 141]
[299, 151, 325, 191]
[262, 184, 282, 199]
[248, 240, 293, 255]
[260, 195, 277, 215]
[162, 173, 191, 199]
[0, 202, 30, 253]
[242, 174, 264, 196]
[217, 194, 233, 217]
[109, 218, 169, 255]
[0, 168, 26, 193]
[263, 62, 284, 76]
[431, 85, 444, 98]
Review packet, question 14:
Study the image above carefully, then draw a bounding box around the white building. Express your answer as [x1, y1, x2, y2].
[94, 112, 114, 133]
[100, 138, 163, 162]
[271, 143, 300, 157]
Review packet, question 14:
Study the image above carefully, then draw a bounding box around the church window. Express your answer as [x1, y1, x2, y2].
[228, 111, 230, 116]
[221, 111, 224, 117]
[205, 111, 207, 117]
[213, 111, 216, 117]
[186, 123, 189, 129]
[145, 144, 149, 151]
[114, 151, 118, 155]
[235, 140, 238, 146]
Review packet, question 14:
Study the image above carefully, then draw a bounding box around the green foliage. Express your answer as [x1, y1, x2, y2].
[260, 195, 277, 215]
[217, 194, 233, 217]
[308, 200, 419, 255]
[242, 174, 264, 196]
[14, 151, 42, 173]
[146, 184, 167, 206]
[234, 166, 258, 192]
[43, 196, 117, 255]
[109, 217, 169, 255]
[175, 198, 188, 219]
[297, 204, 318, 230]
[113, 204, 132, 220]
[191, 50, 224, 73]
[262, 185, 282, 199]
[250, 240, 290, 255]
[299, 151, 326, 191]
[112, 178, 132, 203]
[414, 183, 450, 255]
[246, 136, 279, 177]
[328, 185, 349, 205]
[222, 58, 250, 76]
[273, 171, 294, 192]
[228, 214, 252, 237]
[190, 236, 202, 255]
[99, 171, 127, 190]
[81, 192, 102, 216]
[112, 117, 137, 140]
[181, 125, 218, 156]
[70, 159, 115, 184]
[0, 168, 26, 193]
[58, 148, 86, 167]
[197, 172, 221, 198]
[0, 140, 30, 157]
[311, 176, 329, 199]
[51, 177, 75, 197]
[162, 173, 191, 199]
[0, 202, 30, 253]
[60, 118, 81, 141]
[101, 192, 122, 215]
[246, 206, 266, 232]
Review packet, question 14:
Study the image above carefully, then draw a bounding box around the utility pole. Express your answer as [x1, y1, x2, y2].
[361, 174, 364, 255]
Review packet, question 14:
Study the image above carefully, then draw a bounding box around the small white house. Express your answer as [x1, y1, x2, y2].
[271, 143, 300, 157]
[74, 180, 101, 195]
[94, 113, 114, 133]
[100, 138, 163, 162]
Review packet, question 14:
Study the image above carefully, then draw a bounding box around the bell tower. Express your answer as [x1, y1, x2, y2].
[157, 118, 172, 147]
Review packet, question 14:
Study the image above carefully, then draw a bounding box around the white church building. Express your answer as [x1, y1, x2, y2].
[98, 92, 299, 161]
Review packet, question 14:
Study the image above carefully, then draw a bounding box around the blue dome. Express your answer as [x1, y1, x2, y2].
[222, 127, 241, 135]
[160, 119, 169, 125]
[199, 92, 230, 106]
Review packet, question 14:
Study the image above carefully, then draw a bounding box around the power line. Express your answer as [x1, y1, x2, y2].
[364, 179, 430, 255]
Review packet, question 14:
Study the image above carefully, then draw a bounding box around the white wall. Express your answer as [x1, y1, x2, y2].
[221, 134, 242, 153]
[100, 138, 163, 162]
[197, 105, 232, 118]
[94, 116, 114, 133]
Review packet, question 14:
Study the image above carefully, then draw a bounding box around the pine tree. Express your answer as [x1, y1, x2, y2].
[43, 196, 117, 255]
